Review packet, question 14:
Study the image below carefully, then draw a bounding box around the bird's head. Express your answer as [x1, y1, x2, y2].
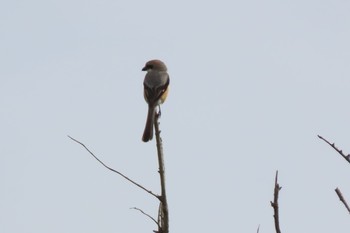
[142, 59, 167, 72]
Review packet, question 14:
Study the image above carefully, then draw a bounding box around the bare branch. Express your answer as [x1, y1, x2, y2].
[270, 170, 282, 233]
[335, 187, 350, 214]
[318, 135, 350, 164]
[68, 135, 160, 200]
[130, 207, 159, 226]
[154, 111, 169, 233]
[256, 224, 260, 233]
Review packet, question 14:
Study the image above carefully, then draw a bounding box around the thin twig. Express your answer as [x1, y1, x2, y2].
[335, 187, 350, 214]
[130, 207, 159, 226]
[154, 111, 169, 233]
[318, 135, 350, 164]
[68, 135, 160, 200]
[270, 170, 282, 233]
[256, 224, 260, 233]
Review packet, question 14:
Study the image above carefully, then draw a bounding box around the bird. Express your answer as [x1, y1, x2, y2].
[142, 59, 170, 142]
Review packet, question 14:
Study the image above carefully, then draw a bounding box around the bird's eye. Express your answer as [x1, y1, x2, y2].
[148, 64, 154, 69]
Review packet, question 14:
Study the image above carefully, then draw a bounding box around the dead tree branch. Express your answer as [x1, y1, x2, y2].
[68, 107, 170, 233]
[270, 170, 282, 233]
[317, 135, 350, 164]
[154, 111, 169, 233]
[335, 187, 350, 214]
[68, 135, 160, 200]
[130, 207, 159, 227]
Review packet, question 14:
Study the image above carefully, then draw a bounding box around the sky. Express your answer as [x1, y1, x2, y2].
[1, 0, 350, 232]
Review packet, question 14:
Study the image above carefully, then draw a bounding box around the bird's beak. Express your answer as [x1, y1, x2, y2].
[142, 66, 147, 71]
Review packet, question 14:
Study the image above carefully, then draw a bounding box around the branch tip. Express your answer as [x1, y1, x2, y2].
[130, 207, 159, 226]
[318, 135, 350, 164]
[335, 187, 350, 214]
[271, 170, 282, 233]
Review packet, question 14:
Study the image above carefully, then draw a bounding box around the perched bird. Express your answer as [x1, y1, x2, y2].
[142, 59, 170, 142]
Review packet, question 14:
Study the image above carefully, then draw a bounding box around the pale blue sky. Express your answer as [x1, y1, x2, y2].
[1, 0, 350, 232]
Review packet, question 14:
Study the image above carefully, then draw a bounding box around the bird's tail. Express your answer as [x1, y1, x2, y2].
[142, 106, 155, 142]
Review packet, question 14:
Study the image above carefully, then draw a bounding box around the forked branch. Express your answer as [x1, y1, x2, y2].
[68, 107, 169, 233]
